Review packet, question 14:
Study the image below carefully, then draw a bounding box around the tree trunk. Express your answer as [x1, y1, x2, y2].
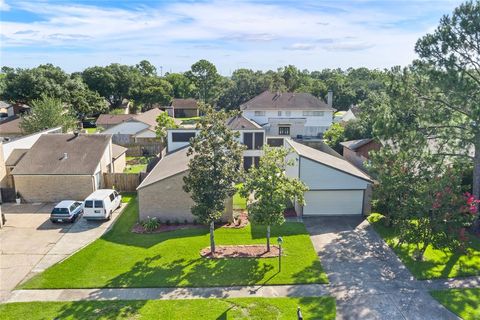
[266, 225, 271, 252]
[210, 221, 216, 254]
[415, 242, 429, 261]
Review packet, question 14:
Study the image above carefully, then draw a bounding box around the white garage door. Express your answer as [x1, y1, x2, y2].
[303, 190, 364, 216]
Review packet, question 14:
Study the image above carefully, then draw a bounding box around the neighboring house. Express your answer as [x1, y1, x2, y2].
[241, 91, 335, 139]
[285, 139, 373, 216]
[171, 98, 199, 118]
[96, 114, 133, 130]
[0, 116, 23, 139]
[112, 144, 128, 173]
[340, 138, 381, 171]
[0, 101, 15, 121]
[137, 146, 233, 222]
[342, 105, 361, 122]
[102, 108, 164, 155]
[11, 133, 119, 202]
[166, 114, 265, 170]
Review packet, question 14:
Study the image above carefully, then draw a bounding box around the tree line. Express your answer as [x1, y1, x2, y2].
[0, 60, 387, 118]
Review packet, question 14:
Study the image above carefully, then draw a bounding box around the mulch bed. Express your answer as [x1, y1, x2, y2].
[222, 211, 249, 228]
[132, 223, 204, 234]
[201, 245, 280, 258]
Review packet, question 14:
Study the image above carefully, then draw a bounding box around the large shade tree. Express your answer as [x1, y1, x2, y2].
[20, 95, 77, 134]
[412, 0, 480, 204]
[183, 106, 244, 253]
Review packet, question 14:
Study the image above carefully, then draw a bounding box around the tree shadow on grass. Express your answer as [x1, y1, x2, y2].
[53, 300, 146, 320]
[102, 253, 275, 289]
[250, 222, 308, 240]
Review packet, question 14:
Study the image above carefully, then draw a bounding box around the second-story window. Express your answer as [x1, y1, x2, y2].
[285, 111, 291, 116]
[254, 132, 264, 149]
[302, 111, 324, 116]
[243, 132, 253, 149]
[278, 111, 282, 116]
[254, 111, 265, 116]
[278, 126, 290, 136]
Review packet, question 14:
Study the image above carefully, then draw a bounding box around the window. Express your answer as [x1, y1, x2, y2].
[94, 200, 104, 208]
[254, 111, 265, 116]
[243, 132, 253, 150]
[243, 157, 253, 171]
[69, 204, 76, 212]
[302, 111, 324, 116]
[267, 138, 284, 147]
[254, 157, 260, 168]
[52, 207, 69, 215]
[85, 200, 93, 208]
[278, 111, 282, 116]
[254, 132, 264, 149]
[172, 132, 196, 142]
[114, 191, 119, 198]
[285, 111, 291, 116]
[278, 126, 290, 136]
[109, 193, 115, 201]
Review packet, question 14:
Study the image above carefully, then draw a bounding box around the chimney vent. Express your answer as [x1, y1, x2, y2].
[327, 90, 333, 108]
[63, 153, 68, 160]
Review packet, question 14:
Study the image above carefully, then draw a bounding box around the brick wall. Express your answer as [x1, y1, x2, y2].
[14, 175, 95, 202]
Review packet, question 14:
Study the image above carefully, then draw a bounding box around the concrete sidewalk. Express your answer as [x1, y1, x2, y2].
[6, 284, 330, 303]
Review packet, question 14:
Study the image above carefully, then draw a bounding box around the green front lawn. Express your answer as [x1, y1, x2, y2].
[368, 213, 480, 280]
[21, 196, 327, 289]
[85, 128, 97, 134]
[0, 297, 335, 320]
[431, 288, 480, 320]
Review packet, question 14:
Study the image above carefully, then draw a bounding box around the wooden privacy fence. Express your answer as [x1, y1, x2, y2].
[103, 172, 148, 192]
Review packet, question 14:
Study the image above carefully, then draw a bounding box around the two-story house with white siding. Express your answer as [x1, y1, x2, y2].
[166, 114, 265, 171]
[240, 91, 336, 142]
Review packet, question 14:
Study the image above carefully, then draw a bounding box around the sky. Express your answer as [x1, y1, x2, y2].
[0, 0, 466, 75]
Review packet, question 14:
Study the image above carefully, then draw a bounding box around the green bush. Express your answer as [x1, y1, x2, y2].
[141, 216, 160, 232]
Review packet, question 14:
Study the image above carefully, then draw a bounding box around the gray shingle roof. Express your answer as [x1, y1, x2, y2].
[112, 144, 127, 159]
[172, 98, 198, 109]
[286, 139, 372, 182]
[5, 148, 28, 166]
[226, 114, 262, 130]
[96, 114, 133, 126]
[340, 138, 373, 151]
[240, 91, 335, 111]
[12, 133, 111, 175]
[137, 147, 191, 189]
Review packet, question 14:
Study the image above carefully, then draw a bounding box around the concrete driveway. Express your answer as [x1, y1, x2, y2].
[305, 216, 459, 320]
[0, 202, 125, 302]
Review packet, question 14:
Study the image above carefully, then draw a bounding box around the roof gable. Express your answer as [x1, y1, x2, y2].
[240, 91, 335, 111]
[286, 139, 372, 182]
[137, 147, 190, 189]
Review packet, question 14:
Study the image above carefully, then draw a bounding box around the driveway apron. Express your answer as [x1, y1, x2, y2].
[304, 216, 459, 320]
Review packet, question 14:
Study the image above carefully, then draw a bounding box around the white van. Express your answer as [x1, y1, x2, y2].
[83, 189, 121, 220]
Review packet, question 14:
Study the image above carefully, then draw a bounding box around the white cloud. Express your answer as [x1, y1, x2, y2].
[0, 0, 10, 11]
[283, 43, 316, 51]
[0, 0, 465, 72]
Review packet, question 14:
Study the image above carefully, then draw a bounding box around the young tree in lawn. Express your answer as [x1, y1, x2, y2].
[20, 95, 77, 134]
[241, 146, 308, 251]
[155, 112, 178, 141]
[183, 106, 244, 253]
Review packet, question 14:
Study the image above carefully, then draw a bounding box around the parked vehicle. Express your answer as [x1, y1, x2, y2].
[50, 200, 83, 223]
[83, 189, 121, 220]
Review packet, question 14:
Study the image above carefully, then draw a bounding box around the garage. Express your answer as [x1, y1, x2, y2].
[303, 190, 364, 216]
[285, 139, 373, 217]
